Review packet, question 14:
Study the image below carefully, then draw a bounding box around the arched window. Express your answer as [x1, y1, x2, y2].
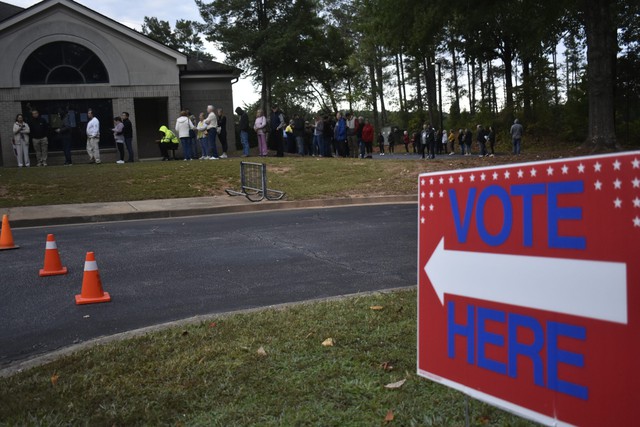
[21, 41, 109, 85]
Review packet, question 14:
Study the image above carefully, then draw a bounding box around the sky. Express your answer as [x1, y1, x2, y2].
[10, 0, 259, 108]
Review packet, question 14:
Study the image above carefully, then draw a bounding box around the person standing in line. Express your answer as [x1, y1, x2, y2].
[29, 110, 49, 166]
[293, 114, 305, 156]
[488, 126, 496, 157]
[313, 115, 323, 157]
[388, 129, 395, 154]
[254, 108, 268, 157]
[86, 109, 101, 164]
[334, 112, 347, 157]
[378, 131, 385, 156]
[476, 124, 488, 157]
[217, 108, 228, 158]
[270, 105, 285, 157]
[186, 110, 199, 159]
[196, 112, 209, 159]
[345, 112, 358, 158]
[12, 113, 30, 167]
[441, 129, 448, 155]
[175, 110, 195, 161]
[121, 112, 134, 162]
[510, 118, 523, 154]
[235, 106, 250, 157]
[448, 129, 456, 155]
[112, 116, 125, 164]
[204, 105, 219, 160]
[457, 128, 465, 155]
[403, 130, 410, 153]
[427, 124, 436, 159]
[361, 118, 374, 159]
[356, 116, 365, 158]
[464, 128, 473, 156]
[57, 110, 73, 165]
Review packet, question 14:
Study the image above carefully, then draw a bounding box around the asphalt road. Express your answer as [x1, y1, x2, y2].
[0, 204, 417, 367]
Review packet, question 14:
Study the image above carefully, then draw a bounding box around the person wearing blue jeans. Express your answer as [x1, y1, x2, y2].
[205, 105, 219, 159]
[235, 106, 250, 156]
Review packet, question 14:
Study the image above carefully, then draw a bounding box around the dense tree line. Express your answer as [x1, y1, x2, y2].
[143, 0, 640, 149]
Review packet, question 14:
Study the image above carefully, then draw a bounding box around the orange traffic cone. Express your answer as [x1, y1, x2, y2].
[0, 214, 19, 250]
[39, 234, 68, 277]
[75, 252, 111, 305]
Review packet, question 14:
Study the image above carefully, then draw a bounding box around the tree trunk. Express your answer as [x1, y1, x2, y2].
[369, 61, 380, 134]
[469, 59, 477, 115]
[502, 42, 514, 112]
[394, 53, 404, 112]
[522, 59, 532, 120]
[399, 51, 408, 109]
[415, 57, 424, 113]
[583, 0, 617, 149]
[423, 55, 437, 126]
[451, 45, 460, 117]
[478, 61, 485, 107]
[375, 49, 387, 125]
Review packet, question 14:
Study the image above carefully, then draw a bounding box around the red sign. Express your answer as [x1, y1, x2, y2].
[417, 152, 640, 426]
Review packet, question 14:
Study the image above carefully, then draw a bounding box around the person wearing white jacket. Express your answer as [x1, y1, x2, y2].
[12, 113, 30, 167]
[204, 105, 219, 159]
[175, 110, 196, 160]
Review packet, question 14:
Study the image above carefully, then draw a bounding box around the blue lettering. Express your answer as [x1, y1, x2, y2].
[447, 301, 475, 364]
[508, 313, 544, 387]
[548, 321, 588, 400]
[449, 188, 476, 244]
[511, 183, 546, 247]
[548, 181, 586, 250]
[477, 307, 507, 374]
[476, 185, 513, 246]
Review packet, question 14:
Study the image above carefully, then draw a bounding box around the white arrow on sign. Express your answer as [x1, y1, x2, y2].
[424, 238, 628, 324]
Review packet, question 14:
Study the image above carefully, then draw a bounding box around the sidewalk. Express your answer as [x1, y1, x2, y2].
[1, 195, 417, 228]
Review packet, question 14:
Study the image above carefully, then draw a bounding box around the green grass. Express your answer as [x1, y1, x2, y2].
[0, 144, 593, 208]
[0, 289, 537, 426]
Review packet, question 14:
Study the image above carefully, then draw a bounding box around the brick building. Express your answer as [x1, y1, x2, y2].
[0, 0, 241, 166]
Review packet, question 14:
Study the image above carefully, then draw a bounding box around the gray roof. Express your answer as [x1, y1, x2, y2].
[0, 1, 23, 22]
[184, 57, 242, 76]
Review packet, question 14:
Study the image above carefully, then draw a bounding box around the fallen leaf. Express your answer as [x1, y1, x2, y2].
[305, 331, 314, 339]
[370, 306, 384, 311]
[198, 357, 205, 364]
[380, 361, 394, 371]
[385, 379, 407, 389]
[322, 338, 334, 347]
[181, 330, 189, 336]
[384, 410, 394, 422]
[257, 346, 267, 356]
[208, 322, 217, 328]
[50, 373, 59, 386]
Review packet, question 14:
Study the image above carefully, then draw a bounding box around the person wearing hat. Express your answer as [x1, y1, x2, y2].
[270, 105, 285, 157]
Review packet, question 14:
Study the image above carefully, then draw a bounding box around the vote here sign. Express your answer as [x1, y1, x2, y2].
[417, 152, 640, 426]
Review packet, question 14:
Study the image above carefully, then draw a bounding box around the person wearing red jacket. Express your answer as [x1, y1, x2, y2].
[361, 118, 374, 159]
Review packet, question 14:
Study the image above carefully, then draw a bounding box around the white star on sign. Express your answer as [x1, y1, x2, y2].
[594, 162, 602, 172]
[439, 177, 444, 184]
[481, 173, 487, 181]
[633, 158, 640, 169]
[470, 174, 476, 182]
[517, 169, 524, 178]
[634, 217, 640, 228]
[632, 178, 640, 188]
[439, 190, 444, 198]
[449, 176, 454, 184]
[492, 172, 499, 180]
[614, 198, 622, 208]
[614, 179, 622, 189]
[634, 197, 640, 208]
[429, 204, 435, 212]
[577, 163, 585, 173]
[594, 180, 603, 190]
[562, 165, 569, 175]
[458, 175, 464, 183]
[530, 168, 537, 177]
[421, 204, 425, 211]
[421, 217, 425, 224]
[421, 179, 426, 186]
[429, 178, 434, 185]
[547, 166, 554, 176]
[429, 191, 434, 198]
[504, 170, 511, 179]
[421, 192, 426, 198]
[613, 160, 621, 170]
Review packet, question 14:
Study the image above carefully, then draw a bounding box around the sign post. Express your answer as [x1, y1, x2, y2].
[417, 152, 640, 426]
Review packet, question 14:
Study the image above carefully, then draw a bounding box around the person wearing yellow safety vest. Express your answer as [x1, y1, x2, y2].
[157, 125, 179, 161]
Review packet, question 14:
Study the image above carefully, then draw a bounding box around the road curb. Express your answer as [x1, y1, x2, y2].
[0, 286, 416, 378]
[8, 195, 418, 228]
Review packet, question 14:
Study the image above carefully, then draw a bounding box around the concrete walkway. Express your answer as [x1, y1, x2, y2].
[1, 195, 417, 227]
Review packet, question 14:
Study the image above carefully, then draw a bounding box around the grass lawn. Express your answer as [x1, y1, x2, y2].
[0, 289, 537, 426]
[0, 143, 593, 208]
